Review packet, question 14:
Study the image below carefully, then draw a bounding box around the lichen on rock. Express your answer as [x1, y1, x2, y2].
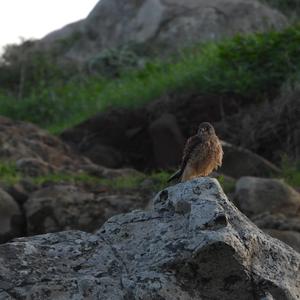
[0, 177, 299, 299]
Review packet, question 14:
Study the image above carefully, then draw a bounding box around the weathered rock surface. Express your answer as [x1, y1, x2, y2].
[0, 188, 24, 243]
[37, 0, 287, 65]
[0, 116, 143, 180]
[235, 177, 300, 217]
[62, 105, 280, 176]
[253, 212, 300, 232]
[234, 177, 300, 252]
[0, 178, 299, 299]
[24, 184, 148, 235]
[220, 142, 280, 178]
[0, 116, 91, 174]
[149, 113, 185, 169]
[0, 116, 150, 242]
[264, 229, 300, 253]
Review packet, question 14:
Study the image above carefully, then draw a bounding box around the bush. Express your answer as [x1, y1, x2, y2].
[87, 45, 145, 77]
[1, 25, 300, 132]
[0, 39, 76, 98]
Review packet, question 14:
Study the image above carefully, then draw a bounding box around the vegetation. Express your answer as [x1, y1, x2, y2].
[0, 160, 171, 191]
[0, 161, 21, 185]
[0, 159, 244, 193]
[1, 25, 300, 133]
[280, 157, 300, 188]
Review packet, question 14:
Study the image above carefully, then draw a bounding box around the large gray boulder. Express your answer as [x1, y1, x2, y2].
[24, 184, 148, 235]
[235, 177, 300, 217]
[0, 188, 24, 243]
[38, 0, 287, 65]
[220, 142, 281, 178]
[0, 178, 299, 299]
[234, 177, 300, 252]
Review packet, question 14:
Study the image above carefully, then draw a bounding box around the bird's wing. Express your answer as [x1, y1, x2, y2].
[180, 135, 202, 171]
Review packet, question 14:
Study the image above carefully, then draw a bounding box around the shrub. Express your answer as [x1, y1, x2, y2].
[1, 25, 300, 132]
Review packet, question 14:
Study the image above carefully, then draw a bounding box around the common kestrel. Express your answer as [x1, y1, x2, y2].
[168, 122, 223, 182]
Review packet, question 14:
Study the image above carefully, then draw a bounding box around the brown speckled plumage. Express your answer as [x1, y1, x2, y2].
[168, 122, 223, 182]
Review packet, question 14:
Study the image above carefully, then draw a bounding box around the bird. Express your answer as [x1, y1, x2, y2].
[168, 122, 223, 182]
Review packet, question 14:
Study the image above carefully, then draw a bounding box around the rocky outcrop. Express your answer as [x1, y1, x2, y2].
[235, 177, 300, 252]
[0, 178, 299, 299]
[220, 142, 280, 178]
[0, 188, 24, 243]
[0, 116, 144, 179]
[24, 184, 148, 235]
[0, 116, 150, 242]
[149, 113, 185, 169]
[37, 0, 287, 65]
[0, 116, 91, 174]
[235, 177, 300, 217]
[263, 229, 300, 253]
[62, 108, 280, 177]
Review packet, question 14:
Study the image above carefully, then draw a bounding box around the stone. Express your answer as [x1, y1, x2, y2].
[16, 157, 56, 177]
[264, 229, 300, 253]
[35, 0, 287, 66]
[220, 142, 281, 178]
[234, 177, 300, 217]
[24, 184, 148, 235]
[82, 144, 123, 168]
[5, 183, 29, 205]
[0, 188, 24, 243]
[0, 116, 95, 174]
[149, 113, 185, 169]
[0, 178, 299, 299]
[61, 108, 152, 171]
[253, 212, 300, 232]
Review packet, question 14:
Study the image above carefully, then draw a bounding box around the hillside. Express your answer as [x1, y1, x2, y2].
[0, 24, 300, 165]
[0, 1, 300, 297]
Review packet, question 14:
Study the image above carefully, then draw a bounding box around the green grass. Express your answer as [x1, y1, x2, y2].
[0, 161, 21, 185]
[0, 160, 172, 191]
[0, 160, 238, 194]
[1, 25, 300, 133]
[280, 157, 300, 188]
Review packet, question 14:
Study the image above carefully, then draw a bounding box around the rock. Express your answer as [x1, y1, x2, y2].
[264, 229, 300, 253]
[61, 108, 154, 170]
[253, 212, 300, 232]
[0, 116, 94, 174]
[0, 178, 299, 299]
[0, 188, 24, 243]
[37, 0, 287, 65]
[82, 144, 123, 168]
[83, 164, 143, 179]
[5, 183, 29, 204]
[16, 157, 56, 177]
[24, 185, 148, 235]
[234, 177, 300, 217]
[149, 113, 184, 169]
[220, 142, 281, 178]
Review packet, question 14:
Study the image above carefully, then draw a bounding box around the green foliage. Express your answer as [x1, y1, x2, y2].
[0, 39, 76, 99]
[0, 160, 172, 191]
[217, 175, 236, 194]
[0, 161, 21, 185]
[88, 46, 145, 77]
[1, 25, 300, 132]
[280, 157, 300, 188]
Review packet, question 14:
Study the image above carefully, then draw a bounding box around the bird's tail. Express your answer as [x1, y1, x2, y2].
[167, 169, 183, 183]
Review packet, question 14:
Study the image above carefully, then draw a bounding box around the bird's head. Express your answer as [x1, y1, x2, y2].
[197, 122, 215, 136]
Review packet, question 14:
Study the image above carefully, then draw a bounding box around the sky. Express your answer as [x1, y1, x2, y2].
[0, 0, 99, 51]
